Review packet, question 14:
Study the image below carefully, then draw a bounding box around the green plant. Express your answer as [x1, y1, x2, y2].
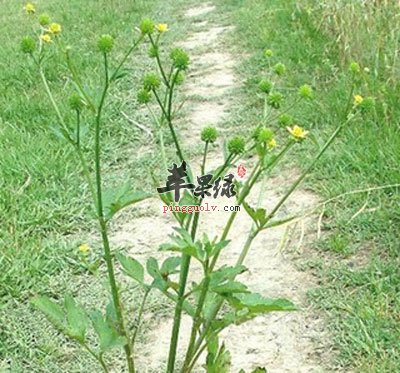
[21, 5, 371, 373]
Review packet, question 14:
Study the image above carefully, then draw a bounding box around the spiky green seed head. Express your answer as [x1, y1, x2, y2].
[170, 48, 189, 70]
[298, 84, 313, 99]
[227, 136, 245, 155]
[273, 62, 286, 76]
[38, 13, 50, 26]
[137, 89, 152, 104]
[143, 73, 161, 90]
[267, 92, 284, 109]
[97, 34, 114, 53]
[68, 93, 84, 111]
[21, 36, 36, 54]
[201, 126, 218, 143]
[349, 61, 361, 74]
[258, 79, 273, 94]
[264, 48, 273, 57]
[140, 18, 155, 35]
[278, 113, 294, 127]
[359, 96, 375, 113]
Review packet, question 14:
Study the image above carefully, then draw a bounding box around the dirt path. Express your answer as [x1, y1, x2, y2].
[111, 2, 329, 372]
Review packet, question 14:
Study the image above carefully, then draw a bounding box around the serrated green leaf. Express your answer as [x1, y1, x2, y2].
[146, 257, 168, 291]
[103, 183, 151, 221]
[243, 202, 267, 227]
[206, 343, 231, 373]
[209, 265, 247, 287]
[90, 310, 127, 352]
[117, 253, 144, 283]
[64, 295, 89, 342]
[160, 256, 181, 276]
[160, 228, 205, 262]
[146, 257, 160, 279]
[211, 281, 249, 295]
[31, 296, 65, 330]
[228, 293, 297, 313]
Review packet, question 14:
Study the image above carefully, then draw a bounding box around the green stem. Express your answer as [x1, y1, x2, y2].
[152, 88, 185, 163]
[149, 34, 170, 88]
[201, 142, 209, 175]
[166, 210, 200, 373]
[110, 37, 143, 82]
[95, 52, 135, 373]
[131, 288, 151, 346]
[262, 120, 350, 225]
[39, 68, 72, 142]
[82, 343, 110, 373]
[147, 104, 168, 172]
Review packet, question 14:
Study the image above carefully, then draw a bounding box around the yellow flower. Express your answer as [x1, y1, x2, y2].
[78, 243, 90, 254]
[24, 2, 36, 14]
[287, 125, 309, 140]
[353, 95, 363, 106]
[268, 138, 277, 149]
[49, 23, 61, 35]
[155, 23, 168, 33]
[41, 34, 52, 43]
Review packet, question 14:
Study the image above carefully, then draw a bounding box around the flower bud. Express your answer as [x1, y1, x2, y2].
[349, 61, 360, 74]
[143, 73, 161, 90]
[268, 138, 277, 149]
[137, 89, 151, 104]
[68, 93, 84, 111]
[140, 18, 155, 35]
[97, 34, 114, 53]
[273, 62, 286, 76]
[39, 13, 50, 26]
[170, 48, 189, 70]
[227, 136, 245, 155]
[298, 84, 313, 99]
[23, 3, 35, 15]
[258, 79, 272, 94]
[41, 34, 52, 44]
[267, 92, 284, 109]
[49, 23, 61, 35]
[21, 36, 36, 54]
[353, 94, 363, 106]
[201, 126, 218, 143]
[264, 49, 273, 57]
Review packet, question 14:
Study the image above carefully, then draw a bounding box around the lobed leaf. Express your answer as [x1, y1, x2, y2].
[116, 253, 144, 284]
[90, 310, 127, 352]
[103, 183, 151, 221]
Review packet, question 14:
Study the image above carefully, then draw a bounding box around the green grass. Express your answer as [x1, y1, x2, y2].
[0, 0, 189, 371]
[218, 0, 400, 371]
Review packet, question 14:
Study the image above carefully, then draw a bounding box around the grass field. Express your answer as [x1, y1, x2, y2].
[0, 0, 399, 372]
[220, 0, 400, 371]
